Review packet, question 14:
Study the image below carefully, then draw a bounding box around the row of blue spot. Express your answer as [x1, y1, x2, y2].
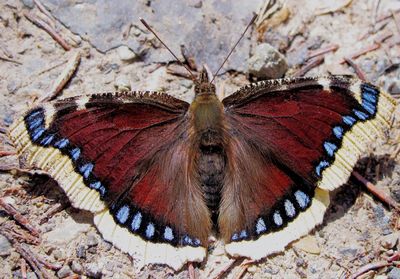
[314, 83, 379, 178]
[25, 109, 107, 197]
[231, 190, 311, 241]
[114, 203, 201, 246]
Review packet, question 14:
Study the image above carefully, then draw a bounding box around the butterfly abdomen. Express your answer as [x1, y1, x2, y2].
[197, 132, 226, 225]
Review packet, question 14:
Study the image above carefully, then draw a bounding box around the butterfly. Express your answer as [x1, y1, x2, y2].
[8, 65, 396, 270]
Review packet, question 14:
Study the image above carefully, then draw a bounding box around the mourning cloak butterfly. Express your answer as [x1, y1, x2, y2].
[9, 72, 395, 269]
[8, 18, 396, 271]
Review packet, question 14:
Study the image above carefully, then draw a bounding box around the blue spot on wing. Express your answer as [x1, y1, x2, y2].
[343, 116, 356, 126]
[353, 109, 368, 120]
[316, 160, 330, 177]
[231, 233, 239, 241]
[256, 218, 267, 234]
[79, 163, 93, 179]
[324, 141, 337, 157]
[131, 212, 142, 231]
[90, 181, 101, 190]
[116, 205, 130, 224]
[28, 118, 43, 130]
[333, 126, 344, 139]
[40, 134, 54, 145]
[164, 227, 174, 241]
[54, 138, 69, 149]
[70, 148, 80, 161]
[294, 190, 310, 209]
[26, 110, 42, 121]
[145, 223, 155, 239]
[183, 235, 193, 245]
[362, 101, 375, 114]
[363, 91, 377, 104]
[31, 128, 45, 141]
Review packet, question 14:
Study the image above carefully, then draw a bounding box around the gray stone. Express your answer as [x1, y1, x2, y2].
[76, 245, 86, 259]
[44, 214, 91, 246]
[117, 45, 137, 62]
[248, 43, 288, 79]
[87, 233, 99, 247]
[41, 0, 263, 72]
[57, 265, 73, 278]
[85, 263, 103, 279]
[0, 234, 12, 256]
[388, 267, 400, 279]
[71, 260, 83, 274]
[21, 0, 34, 9]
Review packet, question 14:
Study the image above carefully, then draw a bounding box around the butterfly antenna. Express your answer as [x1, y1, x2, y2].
[140, 18, 196, 80]
[210, 14, 257, 83]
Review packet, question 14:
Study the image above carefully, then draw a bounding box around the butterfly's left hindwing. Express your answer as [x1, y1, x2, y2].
[221, 76, 396, 259]
[9, 91, 208, 270]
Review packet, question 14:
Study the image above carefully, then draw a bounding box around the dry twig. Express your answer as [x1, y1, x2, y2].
[24, 11, 71, 51]
[0, 223, 40, 245]
[234, 259, 256, 279]
[39, 202, 69, 225]
[20, 258, 27, 279]
[188, 262, 196, 279]
[0, 55, 22, 65]
[0, 228, 52, 279]
[352, 171, 399, 210]
[0, 197, 41, 237]
[33, 0, 56, 25]
[350, 261, 391, 279]
[41, 50, 81, 102]
[0, 150, 16, 157]
[307, 44, 339, 59]
[343, 58, 367, 81]
[293, 56, 324, 77]
[212, 259, 239, 279]
[339, 43, 380, 64]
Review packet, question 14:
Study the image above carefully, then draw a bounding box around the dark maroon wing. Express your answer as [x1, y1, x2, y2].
[220, 76, 395, 258]
[9, 91, 209, 269]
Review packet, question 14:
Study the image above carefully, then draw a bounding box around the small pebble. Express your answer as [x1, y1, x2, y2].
[247, 265, 257, 274]
[85, 263, 103, 279]
[7, 80, 20, 94]
[117, 45, 137, 62]
[87, 233, 99, 247]
[388, 267, 400, 279]
[114, 75, 131, 91]
[53, 249, 64, 260]
[0, 235, 12, 256]
[76, 245, 86, 259]
[381, 233, 399, 249]
[263, 266, 279, 275]
[71, 260, 83, 274]
[105, 261, 114, 272]
[248, 43, 288, 79]
[57, 265, 73, 278]
[87, 246, 97, 254]
[26, 272, 38, 279]
[103, 241, 113, 251]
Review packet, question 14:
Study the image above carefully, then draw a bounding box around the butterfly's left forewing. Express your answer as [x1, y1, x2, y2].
[221, 76, 395, 259]
[9, 91, 209, 270]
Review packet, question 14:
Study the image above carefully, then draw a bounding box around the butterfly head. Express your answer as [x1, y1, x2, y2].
[194, 68, 216, 96]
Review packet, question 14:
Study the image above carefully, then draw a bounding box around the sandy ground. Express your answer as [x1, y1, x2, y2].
[0, 0, 399, 278]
